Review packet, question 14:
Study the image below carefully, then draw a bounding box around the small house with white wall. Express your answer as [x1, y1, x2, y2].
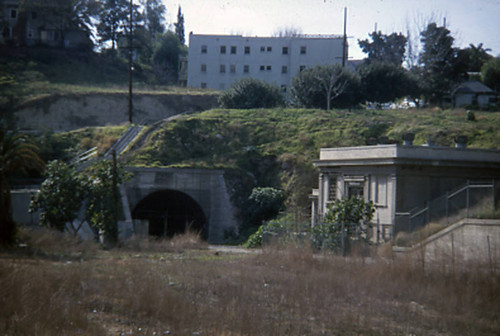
[311, 140, 500, 242]
[452, 81, 498, 108]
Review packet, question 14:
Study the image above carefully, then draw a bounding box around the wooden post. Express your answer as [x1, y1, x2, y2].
[466, 180, 470, 218]
[128, 0, 133, 123]
[445, 191, 449, 225]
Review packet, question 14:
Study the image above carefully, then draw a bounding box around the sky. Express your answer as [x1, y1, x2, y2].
[159, 0, 500, 60]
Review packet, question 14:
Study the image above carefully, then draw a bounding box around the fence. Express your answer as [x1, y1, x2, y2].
[395, 180, 497, 235]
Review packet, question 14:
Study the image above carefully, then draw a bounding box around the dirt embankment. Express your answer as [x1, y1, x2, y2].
[15, 92, 219, 131]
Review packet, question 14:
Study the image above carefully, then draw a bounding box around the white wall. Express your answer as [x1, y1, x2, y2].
[187, 34, 344, 91]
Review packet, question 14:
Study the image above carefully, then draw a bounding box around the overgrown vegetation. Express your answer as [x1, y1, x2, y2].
[1, 230, 499, 335]
[219, 78, 285, 109]
[126, 108, 500, 223]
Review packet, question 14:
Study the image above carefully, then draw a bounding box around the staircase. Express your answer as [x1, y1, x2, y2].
[104, 125, 144, 159]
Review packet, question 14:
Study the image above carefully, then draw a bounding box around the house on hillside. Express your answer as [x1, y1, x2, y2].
[187, 33, 347, 92]
[452, 81, 498, 108]
[1, 0, 91, 49]
[311, 140, 500, 242]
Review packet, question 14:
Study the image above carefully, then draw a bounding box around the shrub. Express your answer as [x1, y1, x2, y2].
[244, 187, 284, 226]
[218, 78, 284, 109]
[466, 110, 476, 121]
[244, 225, 263, 248]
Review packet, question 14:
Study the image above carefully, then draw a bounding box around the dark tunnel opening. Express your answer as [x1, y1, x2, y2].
[132, 190, 207, 238]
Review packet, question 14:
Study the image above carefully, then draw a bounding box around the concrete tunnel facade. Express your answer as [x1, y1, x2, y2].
[124, 167, 237, 243]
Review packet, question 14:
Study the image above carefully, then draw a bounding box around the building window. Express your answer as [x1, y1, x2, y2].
[260, 65, 265, 71]
[220, 46, 226, 54]
[201, 45, 207, 54]
[328, 176, 337, 201]
[260, 46, 265, 52]
[243, 65, 249, 73]
[299, 65, 306, 72]
[300, 46, 307, 54]
[282, 47, 288, 55]
[32, 11, 37, 20]
[10, 9, 17, 19]
[230, 64, 236, 73]
[201, 64, 207, 72]
[266, 65, 272, 71]
[281, 85, 287, 93]
[267, 46, 272, 52]
[281, 66, 288, 74]
[231, 46, 237, 54]
[244, 46, 250, 54]
[220, 64, 226, 73]
[201, 82, 207, 88]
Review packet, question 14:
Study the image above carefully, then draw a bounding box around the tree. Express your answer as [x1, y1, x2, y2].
[0, 127, 44, 245]
[245, 187, 284, 226]
[21, 0, 100, 48]
[84, 156, 128, 246]
[454, 43, 493, 80]
[291, 64, 361, 109]
[481, 57, 500, 92]
[174, 6, 185, 44]
[358, 31, 407, 66]
[272, 26, 303, 37]
[141, 0, 166, 40]
[151, 31, 186, 83]
[30, 160, 85, 233]
[419, 22, 456, 105]
[97, 0, 130, 51]
[218, 78, 284, 109]
[312, 197, 374, 255]
[358, 61, 419, 103]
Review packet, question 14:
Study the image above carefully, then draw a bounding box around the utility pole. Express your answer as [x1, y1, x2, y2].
[342, 7, 347, 68]
[128, 0, 133, 124]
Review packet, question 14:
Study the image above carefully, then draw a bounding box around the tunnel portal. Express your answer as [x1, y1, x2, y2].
[132, 189, 207, 238]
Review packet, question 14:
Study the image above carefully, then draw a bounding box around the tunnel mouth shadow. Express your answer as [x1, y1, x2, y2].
[132, 189, 207, 239]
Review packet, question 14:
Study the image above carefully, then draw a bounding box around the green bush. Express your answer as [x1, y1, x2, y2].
[244, 225, 263, 248]
[218, 78, 284, 109]
[466, 110, 476, 121]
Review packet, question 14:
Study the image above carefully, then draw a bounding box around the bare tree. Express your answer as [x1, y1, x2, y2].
[404, 11, 446, 69]
[315, 65, 347, 110]
[272, 26, 303, 37]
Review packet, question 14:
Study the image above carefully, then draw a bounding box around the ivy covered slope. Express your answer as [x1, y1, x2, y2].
[127, 108, 500, 169]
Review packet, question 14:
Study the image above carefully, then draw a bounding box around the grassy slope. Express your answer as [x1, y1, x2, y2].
[122, 107, 500, 220]
[126, 107, 500, 169]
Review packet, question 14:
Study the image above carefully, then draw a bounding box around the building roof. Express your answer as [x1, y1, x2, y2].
[314, 144, 500, 168]
[453, 81, 495, 94]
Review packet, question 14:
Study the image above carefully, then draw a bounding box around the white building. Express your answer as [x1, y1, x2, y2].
[311, 142, 500, 242]
[187, 33, 346, 92]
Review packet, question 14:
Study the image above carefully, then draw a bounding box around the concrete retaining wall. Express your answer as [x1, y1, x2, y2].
[394, 219, 500, 266]
[15, 92, 219, 131]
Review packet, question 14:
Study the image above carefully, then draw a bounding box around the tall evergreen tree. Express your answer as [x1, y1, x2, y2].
[419, 22, 456, 105]
[175, 6, 185, 44]
[141, 0, 166, 40]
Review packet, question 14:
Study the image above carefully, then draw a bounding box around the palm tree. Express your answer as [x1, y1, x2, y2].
[0, 126, 45, 245]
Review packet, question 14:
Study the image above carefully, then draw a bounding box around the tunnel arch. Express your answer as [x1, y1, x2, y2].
[132, 189, 207, 238]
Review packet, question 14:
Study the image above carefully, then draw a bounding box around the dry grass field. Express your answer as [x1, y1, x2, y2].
[1, 229, 499, 335]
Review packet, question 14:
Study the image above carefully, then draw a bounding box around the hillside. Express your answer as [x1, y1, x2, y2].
[0, 47, 211, 109]
[123, 107, 500, 217]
